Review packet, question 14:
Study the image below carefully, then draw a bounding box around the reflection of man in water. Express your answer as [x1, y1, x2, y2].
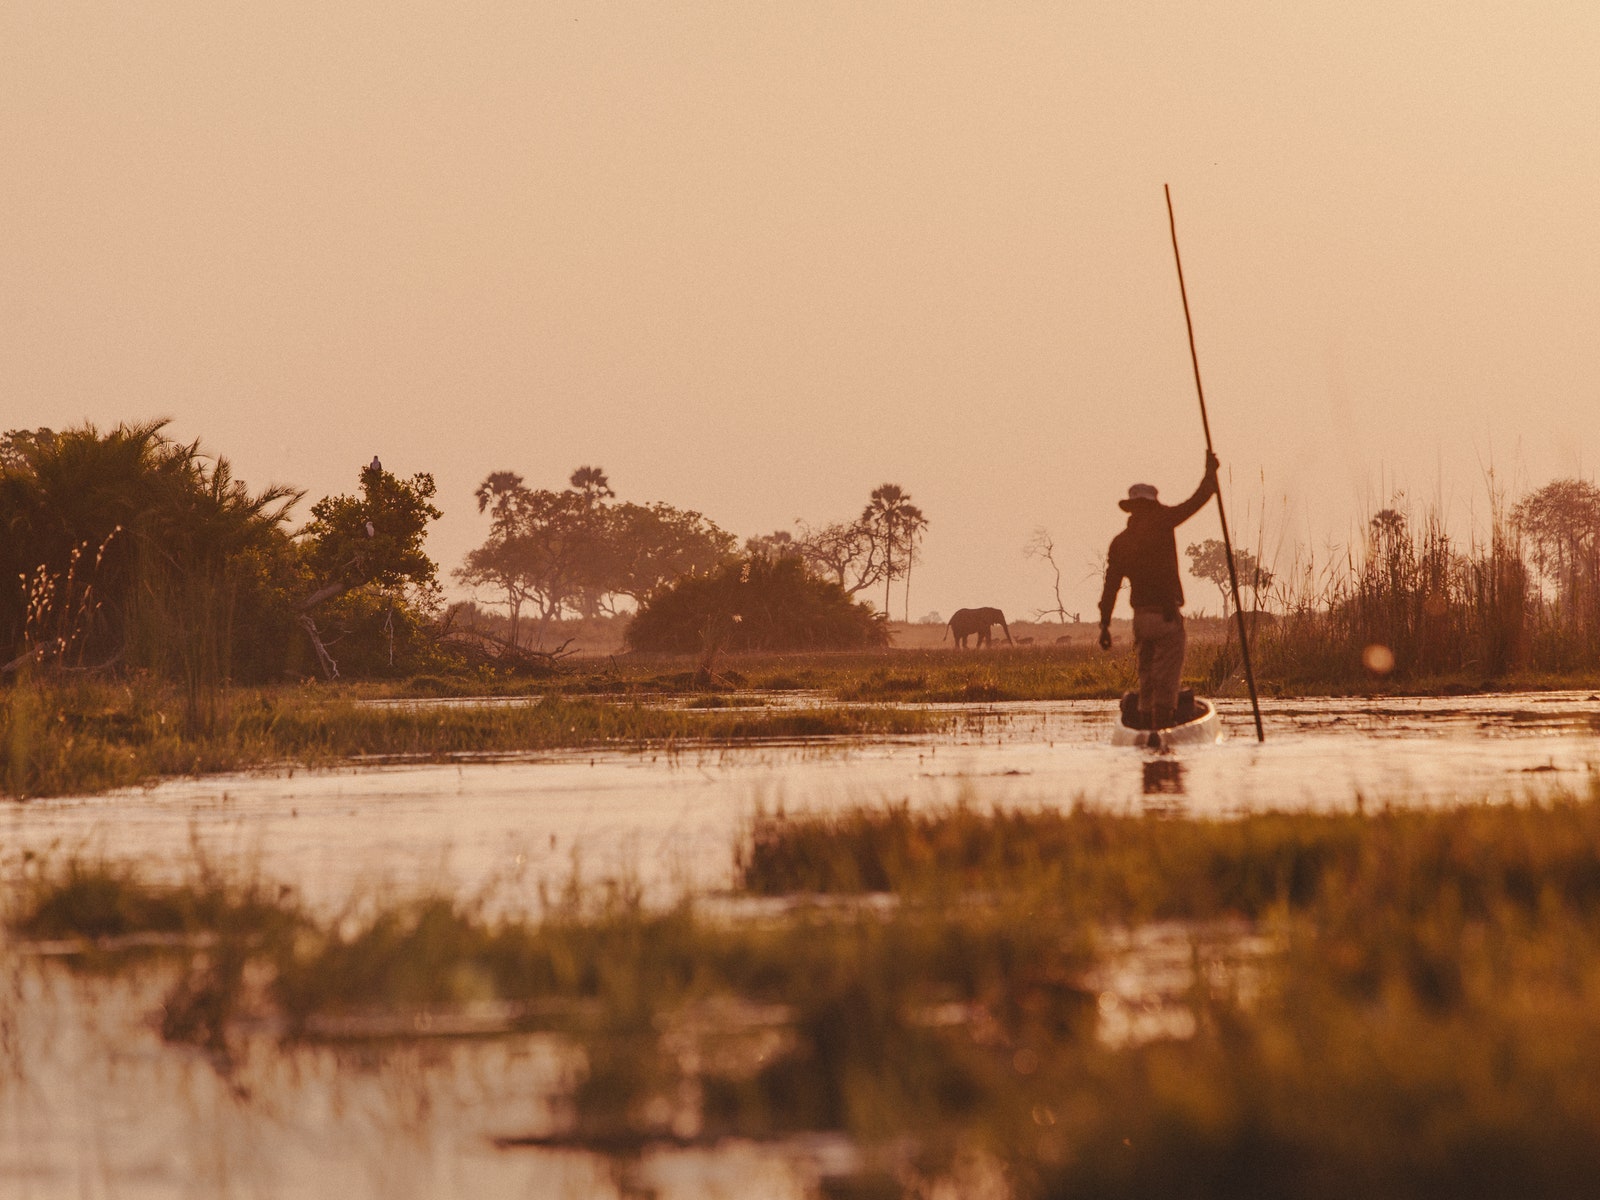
[1098, 452, 1219, 730]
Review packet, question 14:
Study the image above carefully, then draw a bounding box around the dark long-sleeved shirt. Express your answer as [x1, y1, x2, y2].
[1098, 472, 1217, 624]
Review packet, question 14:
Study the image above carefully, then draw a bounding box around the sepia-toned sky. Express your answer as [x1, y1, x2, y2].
[4, 3, 1597, 623]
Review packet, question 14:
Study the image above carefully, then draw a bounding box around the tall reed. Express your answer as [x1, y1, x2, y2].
[1240, 499, 1571, 686]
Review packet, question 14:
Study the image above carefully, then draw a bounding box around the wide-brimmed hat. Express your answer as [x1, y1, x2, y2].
[1119, 483, 1159, 512]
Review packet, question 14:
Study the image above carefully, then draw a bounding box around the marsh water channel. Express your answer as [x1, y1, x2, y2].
[5, 692, 1600, 1198]
[8, 692, 1600, 910]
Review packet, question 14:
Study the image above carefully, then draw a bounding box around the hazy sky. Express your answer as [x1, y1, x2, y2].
[4, 3, 1597, 623]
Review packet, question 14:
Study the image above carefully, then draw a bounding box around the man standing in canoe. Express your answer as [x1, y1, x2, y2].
[1098, 451, 1220, 732]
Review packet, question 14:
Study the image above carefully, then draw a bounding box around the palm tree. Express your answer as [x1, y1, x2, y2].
[902, 533, 922, 623]
[861, 484, 928, 617]
[0, 419, 300, 725]
[474, 471, 526, 517]
[569, 466, 614, 507]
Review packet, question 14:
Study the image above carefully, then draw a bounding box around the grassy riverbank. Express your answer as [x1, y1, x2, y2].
[0, 677, 935, 799]
[6, 636, 1597, 797]
[388, 639, 1600, 706]
[12, 793, 1600, 1196]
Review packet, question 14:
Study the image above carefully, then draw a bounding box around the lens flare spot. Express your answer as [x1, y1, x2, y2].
[1362, 643, 1395, 675]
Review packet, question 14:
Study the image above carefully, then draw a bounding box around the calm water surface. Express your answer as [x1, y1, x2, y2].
[5, 693, 1598, 911]
[5, 692, 1600, 1198]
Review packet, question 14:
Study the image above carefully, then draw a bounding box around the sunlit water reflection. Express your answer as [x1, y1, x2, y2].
[5, 694, 1597, 912]
[1, 954, 836, 1199]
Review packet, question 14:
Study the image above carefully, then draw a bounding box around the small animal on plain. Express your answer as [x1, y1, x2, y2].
[1015, 636, 1035, 645]
[943, 606, 1014, 648]
[1055, 635, 1072, 644]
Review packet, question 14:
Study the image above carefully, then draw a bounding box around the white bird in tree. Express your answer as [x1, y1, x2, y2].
[369, 456, 381, 471]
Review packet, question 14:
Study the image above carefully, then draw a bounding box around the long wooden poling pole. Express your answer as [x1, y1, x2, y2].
[1164, 184, 1265, 742]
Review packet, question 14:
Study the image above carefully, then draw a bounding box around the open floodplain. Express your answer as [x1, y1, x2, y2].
[6, 691, 1600, 1198]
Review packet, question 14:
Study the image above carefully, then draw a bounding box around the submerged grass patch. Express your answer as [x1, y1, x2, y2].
[12, 859, 295, 944]
[14, 795, 1600, 1195]
[0, 678, 936, 798]
[9, 859, 1093, 1149]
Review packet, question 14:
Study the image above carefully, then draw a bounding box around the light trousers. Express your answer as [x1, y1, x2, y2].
[1132, 608, 1185, 717]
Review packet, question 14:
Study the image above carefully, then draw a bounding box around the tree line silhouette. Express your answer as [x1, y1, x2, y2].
[11, 420, 1600, 693]
[0, 423, 930, 697]
[1, 423, 443, 721]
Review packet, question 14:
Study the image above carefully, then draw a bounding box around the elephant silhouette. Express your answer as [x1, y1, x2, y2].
[944, 607, 1014, 648]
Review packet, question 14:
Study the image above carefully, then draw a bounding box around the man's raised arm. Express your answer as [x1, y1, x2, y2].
[1166, 451, 1221, 525]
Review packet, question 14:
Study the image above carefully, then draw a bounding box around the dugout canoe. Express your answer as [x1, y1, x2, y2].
[1110, 694, 1224, 751]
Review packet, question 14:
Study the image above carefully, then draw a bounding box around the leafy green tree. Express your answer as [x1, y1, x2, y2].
[457, 468, 733, 643]
[0, 427, 57, 470]
[297, 461, 442, 679]
[458, 480, 590, 642]
[1185, 538, 1273, 614]
[594, 501, 736, 611]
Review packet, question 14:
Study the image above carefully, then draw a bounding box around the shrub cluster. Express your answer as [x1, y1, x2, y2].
[625, 555, 888, 653]
[0, 423, 445, 694]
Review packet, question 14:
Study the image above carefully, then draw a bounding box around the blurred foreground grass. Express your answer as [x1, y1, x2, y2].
[12, 794, 1600, 1197]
